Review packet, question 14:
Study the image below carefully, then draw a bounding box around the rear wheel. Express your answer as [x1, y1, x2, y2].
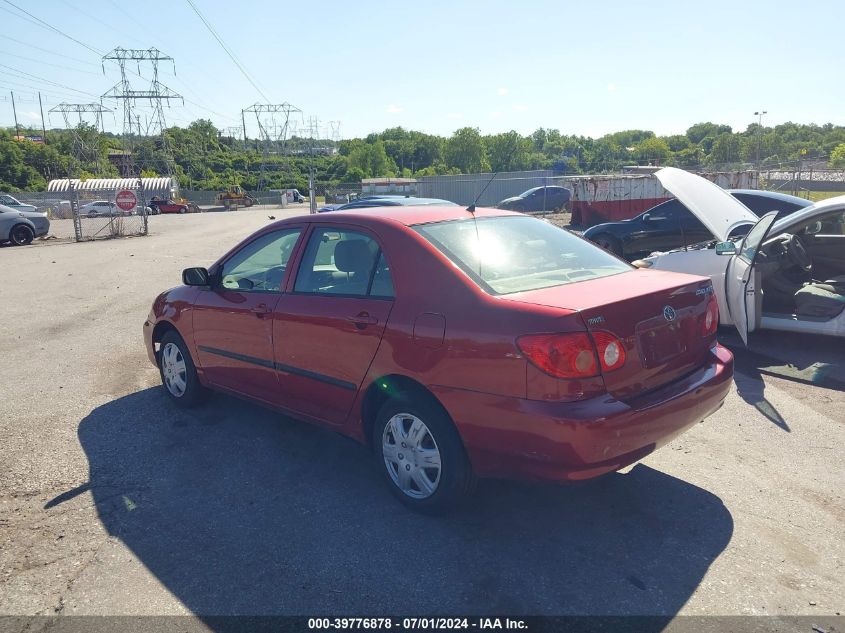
[10, 224, 34, 246]
[159, 331, 208, 407]
[373, 393, 475, 513]
[179, 207, 187, 214]
[592, 233, 622, 256]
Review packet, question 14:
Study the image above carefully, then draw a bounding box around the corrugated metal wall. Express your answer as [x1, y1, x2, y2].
[417, 170, 564, 206]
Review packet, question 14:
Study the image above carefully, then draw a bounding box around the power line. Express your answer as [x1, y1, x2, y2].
[0, 0, 103, 56]
[0, 50, 101, 76]
[0, 34, 96, 66]
[0, 63, 99, 98]
[184, 0, 269, 102]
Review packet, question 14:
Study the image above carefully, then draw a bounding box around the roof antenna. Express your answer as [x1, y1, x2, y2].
[466, 140, 519, 213]
[467, 171, 500, 213]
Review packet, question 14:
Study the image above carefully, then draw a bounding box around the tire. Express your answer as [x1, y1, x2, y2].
[592, 233, 622, 256]
[88, 211, 97, 218]
[373, 392, 476, 514]
[179, 207, 187, 214]
[9, 224, 34, 246]
[158, 331, 208, 407]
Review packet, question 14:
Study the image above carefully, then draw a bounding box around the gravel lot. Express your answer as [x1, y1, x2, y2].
[0, 210, 843, 618]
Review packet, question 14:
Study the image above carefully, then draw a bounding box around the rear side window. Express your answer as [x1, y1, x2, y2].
[415, 216, 630, 295]
[294, 228, 395, 298]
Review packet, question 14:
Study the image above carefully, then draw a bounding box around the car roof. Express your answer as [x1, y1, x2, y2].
[337, 197, 457, 210]
[728, 189, 812, 206]
[771, 194, 845, 233]
[274, 205, 520, 228]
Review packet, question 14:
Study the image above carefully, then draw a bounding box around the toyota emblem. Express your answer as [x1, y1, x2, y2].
[663, 305, 677, 322]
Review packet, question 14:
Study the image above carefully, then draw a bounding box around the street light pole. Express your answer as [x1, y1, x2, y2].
[754, 110, 767, 167]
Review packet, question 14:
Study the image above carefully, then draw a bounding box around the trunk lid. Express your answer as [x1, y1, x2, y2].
[504, 269, 715, 401]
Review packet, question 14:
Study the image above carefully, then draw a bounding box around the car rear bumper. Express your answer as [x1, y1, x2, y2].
[432, 343, 733, 482]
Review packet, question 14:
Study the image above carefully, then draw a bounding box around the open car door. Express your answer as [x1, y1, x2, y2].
[725, 211, 778, 344]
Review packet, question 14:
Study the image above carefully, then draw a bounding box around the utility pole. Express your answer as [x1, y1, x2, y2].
[38, 92, 47, 142]
[10, 91, 20, 138]
[754, 110, 767, 168]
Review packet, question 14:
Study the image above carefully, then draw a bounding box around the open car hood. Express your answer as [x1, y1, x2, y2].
[655, 167, 759, 242]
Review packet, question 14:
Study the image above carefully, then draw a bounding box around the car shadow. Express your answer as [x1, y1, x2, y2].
[62, 388, 733, 622]
[720, 328, 845, 431]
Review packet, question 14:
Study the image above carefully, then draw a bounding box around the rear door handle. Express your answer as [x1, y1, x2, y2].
[347, 312, 378, 328]
[251, 303, 271, 318]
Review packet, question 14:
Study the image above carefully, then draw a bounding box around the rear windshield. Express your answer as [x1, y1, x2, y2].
[415, 215, 631, 295]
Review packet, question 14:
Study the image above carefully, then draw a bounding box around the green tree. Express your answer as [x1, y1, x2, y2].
[444, 127, 489, 173]
[635, 137, 670, 164]
[830, 143, 845, 168]
[486, 130, 530, 172]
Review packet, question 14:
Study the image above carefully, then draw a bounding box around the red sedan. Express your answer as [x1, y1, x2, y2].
[143, 206, 733, 512]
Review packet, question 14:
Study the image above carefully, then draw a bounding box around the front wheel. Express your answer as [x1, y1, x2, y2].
[159, 331, 208, 407]
[10, 224, 34, 246]
[592, 232, 622, 256]
[373, 394, 475, 513]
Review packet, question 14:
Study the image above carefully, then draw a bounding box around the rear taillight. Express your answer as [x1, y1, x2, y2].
[517, 333, 598, 379]
[702, 294, 719, 337]
[592, 331, 627, 372]
[517, 331, 627, 379]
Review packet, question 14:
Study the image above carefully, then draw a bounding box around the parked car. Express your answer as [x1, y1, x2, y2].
[634, 168, 845, 342]
[496, 186, 572, 213]
[325, 197, 458, 212]
[148, 197, 199, 214]
[0, 193, 38, 214]
[144, 204, 733, 512]
[584, 189, 811, 261]
[78, 201, 122, 217]
[0, 203, 50, 245]
[149, 198, 190, 214]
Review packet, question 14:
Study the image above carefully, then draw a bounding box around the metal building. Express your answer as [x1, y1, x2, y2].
[47, 177, 178, 199]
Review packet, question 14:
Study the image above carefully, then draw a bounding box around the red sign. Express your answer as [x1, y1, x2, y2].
[115, 190, 137, 211]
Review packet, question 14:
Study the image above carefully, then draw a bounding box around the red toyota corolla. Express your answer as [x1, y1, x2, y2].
[143, 206, 733, 512]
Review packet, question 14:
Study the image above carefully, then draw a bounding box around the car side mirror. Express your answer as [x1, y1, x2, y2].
[641, 213, 651, 222]
[715, 241, 738, 256]
[182, 267, 210, 286]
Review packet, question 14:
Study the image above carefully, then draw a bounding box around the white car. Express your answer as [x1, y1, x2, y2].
[635, 168, 845, 342]
[78, 201, 131, 217]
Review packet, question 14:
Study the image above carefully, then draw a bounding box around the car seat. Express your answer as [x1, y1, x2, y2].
[794, 277, 845, 319]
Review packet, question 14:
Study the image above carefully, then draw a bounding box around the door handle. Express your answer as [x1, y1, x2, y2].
[347, 312, 378, 328]
[251, 303, 271, 318]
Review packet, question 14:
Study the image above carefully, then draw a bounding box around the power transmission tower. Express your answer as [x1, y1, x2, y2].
[327, 120, 341, 143]
[242, 102, 302, 190]
[102, 47, 183, 178]
[48, 102, 112, 176]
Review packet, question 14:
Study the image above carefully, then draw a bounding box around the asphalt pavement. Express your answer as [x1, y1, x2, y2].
[0, 210, 842, 621]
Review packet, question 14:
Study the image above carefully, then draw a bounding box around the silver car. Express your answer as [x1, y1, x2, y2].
[0, 193, 38, 214]
[0, 203, 50, 246]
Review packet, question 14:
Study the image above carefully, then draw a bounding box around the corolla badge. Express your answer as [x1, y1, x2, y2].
[663, 305, 677, 322]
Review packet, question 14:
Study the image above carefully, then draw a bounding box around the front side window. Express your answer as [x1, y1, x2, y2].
[219, 228, 302, 292]
[415, 215, 630, 295]
[0, 195, 17, 205]
[294, 228, 393, 298]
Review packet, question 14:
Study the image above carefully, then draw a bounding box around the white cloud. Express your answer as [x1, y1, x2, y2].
[512, 104, 529, 112]
[386, 104, 403, 114]
[22, 111, 40, 120]
[607, 83, 617, 92]
[497, 87, 508, 96]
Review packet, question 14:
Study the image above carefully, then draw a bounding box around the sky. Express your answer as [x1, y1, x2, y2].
[1, 0, 844, 141]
